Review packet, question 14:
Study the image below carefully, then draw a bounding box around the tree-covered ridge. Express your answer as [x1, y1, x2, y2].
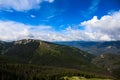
[92, 53, 120, 79]
[0, 39, 95, 69]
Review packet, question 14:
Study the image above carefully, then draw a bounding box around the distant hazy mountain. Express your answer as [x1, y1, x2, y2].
[55, 41, 120, 55]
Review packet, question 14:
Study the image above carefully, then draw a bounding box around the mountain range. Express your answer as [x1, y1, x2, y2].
[55, 41, 120, 55]
[0, 39, 120, 80]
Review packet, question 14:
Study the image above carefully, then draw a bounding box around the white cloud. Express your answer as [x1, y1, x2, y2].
[45, 0, 54, 3]
[0, 21, 30, 41]
[0, 20, 53, 41]
[0, 0, 54, 11]
[81, 10, 120, 41]
[30, 14, 36, 18]
[0, 10, 120, 41]
[0, 20, 74, 41]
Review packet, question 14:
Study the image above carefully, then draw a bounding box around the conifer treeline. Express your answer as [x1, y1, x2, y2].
[0, 64, 111, 80]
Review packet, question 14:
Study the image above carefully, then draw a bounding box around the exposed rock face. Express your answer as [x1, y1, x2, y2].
[14, 39, 37, 45]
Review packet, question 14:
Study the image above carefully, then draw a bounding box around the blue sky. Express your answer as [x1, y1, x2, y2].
[0, 0, 120, 41]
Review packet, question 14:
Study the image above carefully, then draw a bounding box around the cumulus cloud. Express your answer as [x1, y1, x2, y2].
[0, 21, 30, 41]
[81, 10, 120, 41]
[0, 20, 53, 41]
[0, 20, 75, 41]
[0, 0, 54, 11]
[0, 10, 120, 41]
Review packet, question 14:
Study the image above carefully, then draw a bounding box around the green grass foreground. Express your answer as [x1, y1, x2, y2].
[62, 76, 112, 80]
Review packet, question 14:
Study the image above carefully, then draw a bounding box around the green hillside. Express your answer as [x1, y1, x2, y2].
[0, 39, 112, 80]
[1, 39, 95, 69]
[92, 53, 120, 79]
